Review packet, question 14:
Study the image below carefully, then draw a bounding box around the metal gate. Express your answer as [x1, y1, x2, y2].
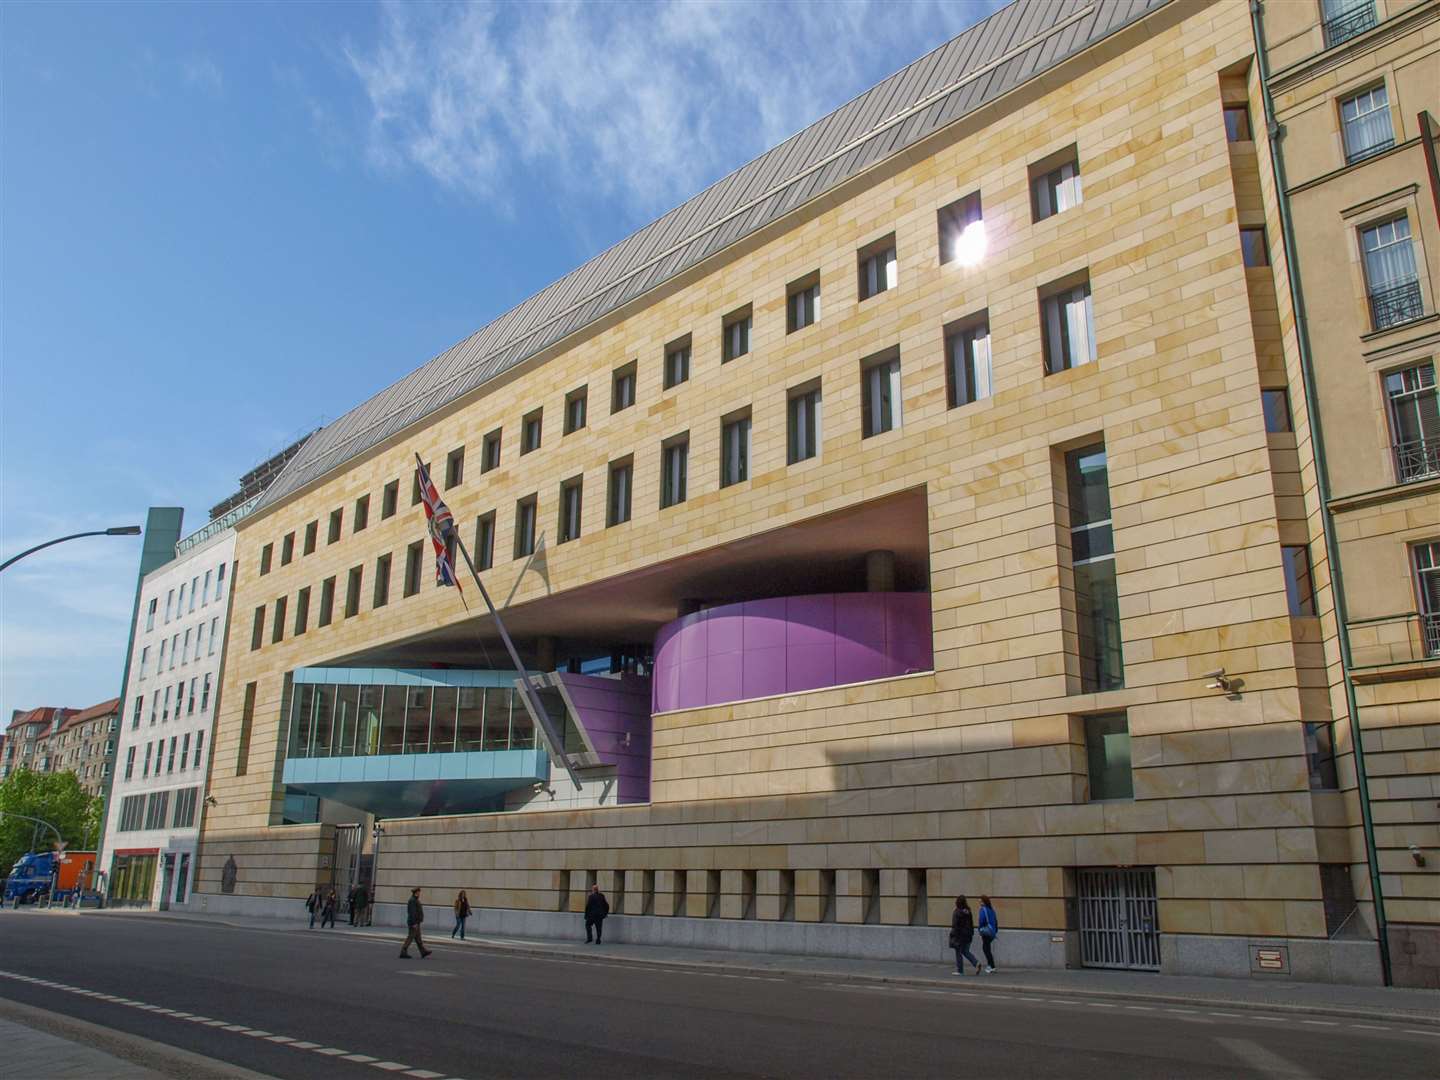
[330, 824, 365, 917]
[1077, 867, 1161, 970]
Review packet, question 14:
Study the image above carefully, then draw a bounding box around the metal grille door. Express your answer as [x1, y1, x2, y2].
[330, 824, 364, 917]
[1078, 867, 1161, 970]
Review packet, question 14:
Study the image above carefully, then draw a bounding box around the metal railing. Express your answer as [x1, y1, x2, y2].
[1425, 612, 1440, 658]
[1323, 2, 1376, 49]
[175, 494, 260, 555]
[1369, 280, 1424, 331]
[1345, 136, 1393, 166]
[1394, 437, 1440, 483]
[1347, 611, 1440, 668]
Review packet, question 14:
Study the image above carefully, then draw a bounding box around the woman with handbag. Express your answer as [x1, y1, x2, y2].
[452, 889, 472, 939]
[949, 895, 981, 975]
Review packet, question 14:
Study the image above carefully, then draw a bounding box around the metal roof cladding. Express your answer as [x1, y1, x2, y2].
[255, 0, 1172, 516]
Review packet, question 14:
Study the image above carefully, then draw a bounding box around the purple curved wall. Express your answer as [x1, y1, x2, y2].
[652, 592, 932, 713]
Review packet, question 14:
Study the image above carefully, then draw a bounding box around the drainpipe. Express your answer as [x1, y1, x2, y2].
[1250, 1, 1391, 984]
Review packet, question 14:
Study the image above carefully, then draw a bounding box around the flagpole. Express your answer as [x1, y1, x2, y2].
[415, 453, 581, 789]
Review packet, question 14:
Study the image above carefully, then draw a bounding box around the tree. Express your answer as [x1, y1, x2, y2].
[0, 769, 103, 873]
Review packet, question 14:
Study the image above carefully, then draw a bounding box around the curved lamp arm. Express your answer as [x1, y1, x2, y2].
[0, 526, 141, 574]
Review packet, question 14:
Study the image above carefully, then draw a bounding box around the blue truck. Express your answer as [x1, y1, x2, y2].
[3, 850, 96, 906]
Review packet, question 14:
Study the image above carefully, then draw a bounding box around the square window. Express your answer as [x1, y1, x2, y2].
[1041, 276, 1096, 374]
[515, 496, 538, 557]
[474, 512, 496, 571]
[664, 336, 691, 389]
[937, 192, 983, 266]
[860, 349, 902, 438]
[1240, 227, 1269, 267]
[354, 494, 370, 532]
[559, 477, 583, 543]
[612, 363, 637, 413]
[722, 307, 752, 362]
[1262, 389, 1293, 433]
[1282, 545, 1316, 616]
[1223, 104, 1252, 142]
[945, 315, 992, 408]
[660, 434, 689, 508]
[564, 388, 588, 435]
[607, 458, 633, 526]
[521, 409, 543, 454]
[446, 446, 465, 487]
[857, 235, 897, 301]
[720, 410, 751, 488]
[481, 430, 503, 472]
[1085, 712, 1133, 801]
[1030, 147, 1082, 222]
[787, 382, 822, 465]
[786, 275, 820, 333]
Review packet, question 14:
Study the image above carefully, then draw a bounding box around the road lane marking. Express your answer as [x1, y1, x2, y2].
[371, 1063, 411, 1071]
[343, 1053, 379, 1062]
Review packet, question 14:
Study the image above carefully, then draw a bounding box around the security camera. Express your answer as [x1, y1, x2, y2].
[1410, 845, 1426, 867]
[1202, 669, 1225, 680]
[1203, 668, 1234, 692]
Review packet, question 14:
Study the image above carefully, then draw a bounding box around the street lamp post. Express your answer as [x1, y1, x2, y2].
[0, 526, 142, 574]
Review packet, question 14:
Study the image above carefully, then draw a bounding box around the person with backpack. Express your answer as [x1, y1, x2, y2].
[305, 886, 323, 929]
[452, 889, 472, 939]
[949, 895, 981, 975]
[977, 894, 999, 973]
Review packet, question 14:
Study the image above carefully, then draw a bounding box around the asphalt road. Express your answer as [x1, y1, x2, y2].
[0, 912, 1434, 1079]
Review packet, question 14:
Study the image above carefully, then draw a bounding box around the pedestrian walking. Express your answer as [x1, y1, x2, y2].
[949, 895, 982, 975]
[399, 886, 432, 959]
[353, 883, 370, 927]
[348, 884, 361, 926]
[305, 886, 323, 929]
[978, 895, 999, 973]
[452, 889, 472, 939]
[583, 883, 609, 944]
[321, 887, 338, 928]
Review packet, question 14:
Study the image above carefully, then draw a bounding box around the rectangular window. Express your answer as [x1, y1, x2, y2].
[149, 694, 158, 725]
[180, 733, 190, 770]
[664, 336, 691, 388]
[857, 236, 897, 301]
[1282, 545, 1317, 616]
[250, 606, 264, 651]
[144, 790, 169, 830]
[202, 571, 213, 603]
[174, 681, 183, 718]
[404, 541, 423, 597]
[259, 544, 273, 575]
[660, 435, 688, 509]
[474, 512, 496, 570]
[281, 532, 295, 565]
[1262, 388, 1293, 433]
[146, 598, 157, 631]
[1066, 443, 1124, 692]
[188, 677, 197, 715]
[786, 275, 820, 333]
[131, 696, 143, 729]
[189, 577, 197, 611]
[612, 362, 637, 412]
[1223, 103, 1252, 142]
[607, 458, 633, 526]
[124, 746, 135, 780]
[169, 634, 177, 669]
[354, 494, 370, 532]
[564, 389, 588, 435]
[182, 628, 190, 665]
[236, 682, 256, 776]
[1340, 83, 1392, 163]
[1031, 150, 1082, 221]
[172, 787, 198, 829]
[1240, 227, 1269, 267]
[1323, 0, 1377, 49]
[294, 585, 310, 635]
[861, 349, 902, 438]
[374, 553, 392, 608]
[945, 316, 992, 408]
[937, 192, 983, 266]
[411, 465, 426, 506]
[481, 430, 502, 472]
[1362, 216, 1422, 330]
[722, 307, 753, 362]
[319, 577, 336, 627]
[1415, 541, 1440, 657]
[208, 616, 218, 655]
[139, 646, 149, 680]
[787, 383, 821, 465]
[342, 566, 361, 617]
[272, 596, 287, 644]
[167, 736, 177, 774]
[328, 508, 343, 543]
[559, 477, 583, 543]
[302, 521, 317, 556]
[195, 730, 205, 768]
[1305, 721, 1340, 790]
[1042, 277, 1096, 374]
[720, 411, 751, 488]
[178, 583, 187, 612]
[382, 480, 399, 519]
[1384, 363, 1439, 482]
[515, 496, 538, 557]
[165, 589, 174, 622]
[143, 742, 152, 778]
[521, 409, 544, 454]
[201, 673, 211, 712]
[444, 446, 465, 488]
[1085, 712, 1133, 801]
[215, 562, 226, 600]
[118, 795, 145, 832]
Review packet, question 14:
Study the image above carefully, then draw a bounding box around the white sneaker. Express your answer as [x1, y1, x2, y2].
[950, 970, 963, 976]
[985, 966, 995, 973]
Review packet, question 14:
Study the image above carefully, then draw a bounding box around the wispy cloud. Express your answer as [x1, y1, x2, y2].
[344, 0, 1002, 214]
[182, 54, 224, 93]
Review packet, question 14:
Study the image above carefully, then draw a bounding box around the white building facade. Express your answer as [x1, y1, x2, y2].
[99, 510, 241, 908]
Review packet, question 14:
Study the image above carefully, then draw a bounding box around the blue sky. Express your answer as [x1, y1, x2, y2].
[0, 0, 1002, 731]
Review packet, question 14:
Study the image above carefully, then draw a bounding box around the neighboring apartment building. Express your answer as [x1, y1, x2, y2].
[46, 699, 120, 797]
[1, 709, 64, 779]
[192, 0, 1439, 985]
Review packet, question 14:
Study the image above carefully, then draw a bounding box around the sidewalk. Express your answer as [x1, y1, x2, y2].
[85, 906, 1440, 1025]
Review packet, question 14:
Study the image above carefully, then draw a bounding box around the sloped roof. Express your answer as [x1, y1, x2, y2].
[255, 0, 1171, 516]
[59, 698, 121, 730]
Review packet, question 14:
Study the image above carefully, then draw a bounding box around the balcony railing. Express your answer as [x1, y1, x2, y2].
[1347, 611, 1440, 670]
[1345, 136, 1394, 166]
[1369, 279, 1424, 331]
[1425, 613, 1440, 658]
[1323, 2, 1376, 49]
[1394, 437, 1440, 483]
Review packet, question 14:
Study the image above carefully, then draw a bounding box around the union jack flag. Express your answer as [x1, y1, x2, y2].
[415, 457, 461, 590]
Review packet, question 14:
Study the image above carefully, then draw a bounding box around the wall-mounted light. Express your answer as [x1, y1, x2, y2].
[1203, 668, 1234, 693]
[1410, 845, 1427, 868]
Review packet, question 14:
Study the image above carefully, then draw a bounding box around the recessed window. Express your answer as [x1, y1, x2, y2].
[1340, 83, 1392, 164]
[354, 495, 370, 533]
[861, 348, 902, 438]
[318, 577, 335, 628]
[559, 477, 583, 543]
[474, 512, 496, 571]
[722, 306, 752, 362]
[857, 235, 897, 301]
[564, 388, 588, 435]
[303, 521, 318, 555]
[381, 480, 399, 519]
[1360, 216, 1422, 330]
[607, 457, 633, 526]
[1240, 227, 1269, 267]
[945, 315, 992, 408]
[374, 553, 392, 609]
[720, 410, 751, 488]
[521, 409, 543, 455]
[271, 596, 287, 644]
[281, 533, 295, 566]
[345, 566, 363, 618]
[664, 336, 691, 389]
[515, 496, 538, 557]
[250, 606, 264, 651]
[1282, 545, 1317, 616]
[1223, 103, 1252, 142]
[446, 446, 465, 487]
[403, 541, 423, 598]
[937, 192, 983, 266]
[481, 430, 502, 473]
[787, 382, 821, 465]
[1384, 363, 1439, 483]
[328, 508, 343, 543]
[786, 275, 820, 333]
[1304, 721, 1339, 790]
[1066, 442, 1124, 692]
[410, 465, 429, 507]
[1041, 276, 1096, 374]
[1085, 713, 1133, 801]
[1262, 388, 1293, 433]
[1030, 147, 1082, 222]
[612, 362, 637, 413]
[294, 586, 310, 635]
[1413, 542, 1440, 657]
[660, 434, 689, 509]
[259, 544, 273, 575]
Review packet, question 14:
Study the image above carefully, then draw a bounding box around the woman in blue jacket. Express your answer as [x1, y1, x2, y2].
[977, 895, 998, 973]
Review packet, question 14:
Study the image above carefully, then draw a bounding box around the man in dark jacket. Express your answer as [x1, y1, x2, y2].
[399, 886, 432, 959]
[583, 884, 610, 944]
